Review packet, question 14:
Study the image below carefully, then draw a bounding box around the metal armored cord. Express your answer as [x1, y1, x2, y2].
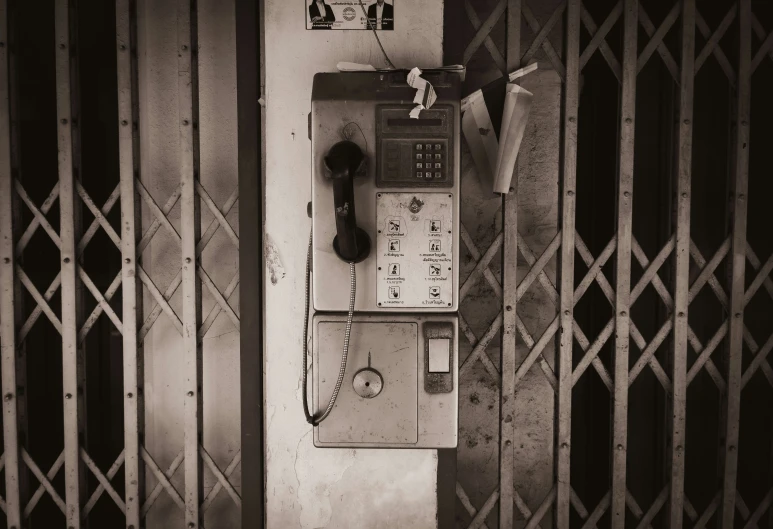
[303, 230, 356, 426]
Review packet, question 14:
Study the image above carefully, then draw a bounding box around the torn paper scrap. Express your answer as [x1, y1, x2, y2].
[508, 62, 538, 82]
[407, 67, 437, 118]
[461, 88, 500, 191]
[492, 83, 533, 194]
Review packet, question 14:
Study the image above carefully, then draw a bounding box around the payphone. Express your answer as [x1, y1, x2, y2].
[303, 71, 460, 448]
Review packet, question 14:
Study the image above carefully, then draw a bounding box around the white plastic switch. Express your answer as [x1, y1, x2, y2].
[428, 338, 450, 373]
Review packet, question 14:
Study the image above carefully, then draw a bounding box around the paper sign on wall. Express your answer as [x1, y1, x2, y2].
[306, 0, 396, 30]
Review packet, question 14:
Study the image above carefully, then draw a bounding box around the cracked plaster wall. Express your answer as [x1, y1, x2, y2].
[264, 0, 446, 527]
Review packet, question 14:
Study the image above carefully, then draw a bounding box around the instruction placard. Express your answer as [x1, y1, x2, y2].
[377, 193, 453, 308]
[306, 1, 395, 30]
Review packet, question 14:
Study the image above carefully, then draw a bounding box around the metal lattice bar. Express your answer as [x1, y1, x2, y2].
[0, 0, 20, 522]
[721, 0, 751, 526]
[610, 1, 637, 526]
[556, 0, 581, 526]
[141, 448, 184, 517]
[670, 3, 695, 524]
[579, 2, 622, 80]
[520, 2, 564, 68]
[637, 3, 680, 80]
[464, 0, 507, 77]
[116, 0, 142, 524]
[200, 445, 241, 507]
[55, 0, 83, 524]
[499, 0, 520, 523]
[521, 2, 566, 78]
[141, 447, 185, 515]
[82, 451, 125, 518]
[178, 0, 202, 525]
[201, 450, 241, 511]
[21, 449, 66, 516]
[695, 6, 737, 82]
[81, 449, 126, 515]
[463, 0, 507, 67]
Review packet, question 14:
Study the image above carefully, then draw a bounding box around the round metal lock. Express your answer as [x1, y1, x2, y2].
[352, 368, 383, 398]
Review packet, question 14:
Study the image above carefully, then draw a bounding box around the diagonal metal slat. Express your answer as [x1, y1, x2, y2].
[457, 481, 492, 529]
[521, 2, 565, 67]
[201, 450, 241, 511]
[751, 27, 773, 73]
[695, 6, 736, 82]
[580, 492, 610, 529]
[136, 178, 182, 242]
[752, 14, 773, 67]
[637, 3, 680, 80]
[463, 0, 507, 67]
[76, 183, 121, 255]
[82, 450, 125, 518]
[746, 246, 773, 298]
[198, 265, 239, 329]
[141, 447, 185, 515]
[77, 267, 123, 333]
[463, 0, 507, 75]
[137, 266, 184, 335]
[522, 1, 566, 78]
[198, 271, 240, 339]
[78, 271, 122, 344]
[195, 181, 239, 249]
[17, 267, 62, 334]
[21, 449, 66, 517]
[81, 449, 125, 515]
[14, 180, 62, 249]
[140, 185, 239, 343]
[459, 312, 502, 380]
[15, 183, 60, 257]
[741, 330, 773, 388]
[75, 181, 121, 247]
[200, 445, 241, 507]
[579, 2, 622, 78]
[460, 231, 502, 301]
[137, 184, 182, 255]
[468, 487, 499, 529]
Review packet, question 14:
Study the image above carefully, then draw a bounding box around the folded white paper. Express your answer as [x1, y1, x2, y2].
[461, 63, 537, 194]
[492, 83, 533, 194]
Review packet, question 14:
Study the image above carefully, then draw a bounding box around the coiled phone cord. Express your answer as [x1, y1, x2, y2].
[302, 230, 356, 426]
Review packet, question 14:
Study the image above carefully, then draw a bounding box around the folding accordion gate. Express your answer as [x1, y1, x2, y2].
[1, 0, 772, 528]
[0, 0, 243, 527]
[446, 0, 773, 528]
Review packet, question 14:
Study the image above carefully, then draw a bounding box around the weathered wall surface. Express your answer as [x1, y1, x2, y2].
[263, 1, 446, 528]
[137, 0, 241, 526]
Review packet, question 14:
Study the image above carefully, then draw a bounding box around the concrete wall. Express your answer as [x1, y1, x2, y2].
[263, 1, 446, 528]
[137, 0, 241, 527]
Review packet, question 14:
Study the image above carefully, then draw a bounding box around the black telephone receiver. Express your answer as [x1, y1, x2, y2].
[323, 140, 371, 263]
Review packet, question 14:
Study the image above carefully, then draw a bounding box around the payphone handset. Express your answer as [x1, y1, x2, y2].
[304, 72, 460, 448]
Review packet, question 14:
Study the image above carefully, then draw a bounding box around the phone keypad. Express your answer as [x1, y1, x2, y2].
[412, 141, 447, 180]
[378, 138, 451, 187]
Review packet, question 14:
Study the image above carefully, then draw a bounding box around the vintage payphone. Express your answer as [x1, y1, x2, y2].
[303, 71, 460, 448]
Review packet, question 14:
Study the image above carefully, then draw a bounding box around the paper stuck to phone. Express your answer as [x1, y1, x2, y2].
[407, 67, 437, 118]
